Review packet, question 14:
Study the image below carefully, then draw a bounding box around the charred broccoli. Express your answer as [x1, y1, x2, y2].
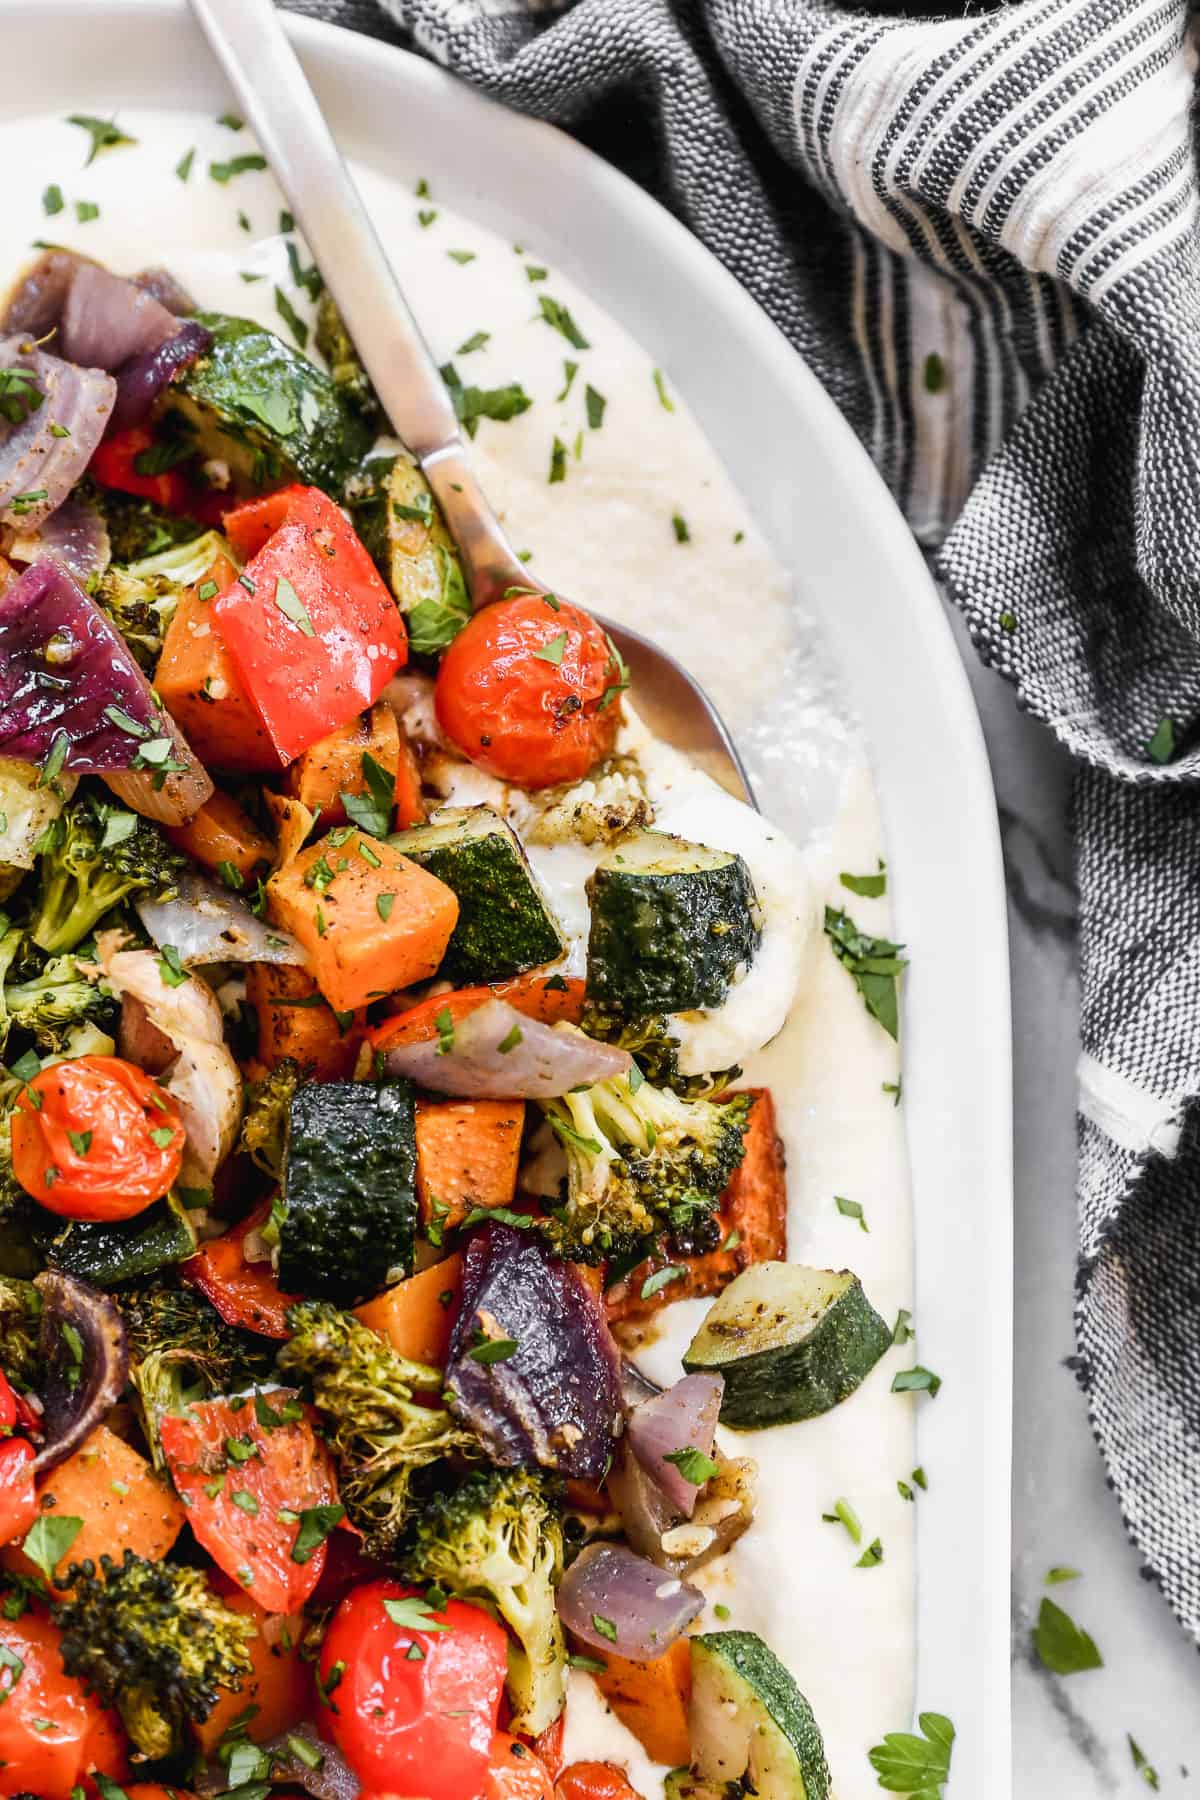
[95, 530, 234, 671]
[0, 1275, 40, 1389]
[239, 1057, 302, 1181]
[3, 951, 114, 1052]
[580, 1004, 740, 1100]
[28, 791, 184, 955]
[539, 1072, 751, 1264]
[404, 1466, 566, 1734]
[96, 486, 204, 565]
[119, 1279, 276, 1471]
[278, 1300, 473, 1558]
[53, 1550, 255, 1759]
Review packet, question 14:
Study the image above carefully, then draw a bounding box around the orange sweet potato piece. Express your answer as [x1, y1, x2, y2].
[266, 829, 458, 1012]
[1, 1424, 184, 1588]
[415, 1098, 524, 1232]
[591, 1640, 691, 1768]
[165, 788, 274, 882]
[284, 701, 400, 829]
[605, 1089, 785, 1325]
[245, 962, 362, 1079]
[354, 1254, 464, 1367]
[156, 555, 280, 772]
[193, 1591, 311, 1753]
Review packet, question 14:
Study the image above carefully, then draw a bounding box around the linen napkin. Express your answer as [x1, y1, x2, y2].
[283, 0, 1200, 1644]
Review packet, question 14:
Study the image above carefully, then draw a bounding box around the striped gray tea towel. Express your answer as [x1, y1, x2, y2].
[284, 0, 1200, 1641]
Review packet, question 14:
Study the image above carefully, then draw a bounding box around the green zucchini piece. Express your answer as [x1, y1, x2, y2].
[279, 1079, 418, 1305]
[39, 1195, 197, 1286]
[680, 1631, 831, 1800]
[585, 829, 760, 1014]
[389, 805, 564, 983]
[166, 313, 374, 497]
[343, 453, 469, 656]
[314, 291, 383, 428]
[683, 1262, 890, 1428]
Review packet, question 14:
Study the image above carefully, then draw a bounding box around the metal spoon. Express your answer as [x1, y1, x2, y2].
[188, 0, 755, 806]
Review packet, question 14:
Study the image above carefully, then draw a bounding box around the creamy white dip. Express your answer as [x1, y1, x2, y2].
[3, 109, 916, 1798]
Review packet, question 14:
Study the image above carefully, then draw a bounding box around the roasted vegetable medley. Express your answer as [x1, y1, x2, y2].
[0, 236, 901, 1800]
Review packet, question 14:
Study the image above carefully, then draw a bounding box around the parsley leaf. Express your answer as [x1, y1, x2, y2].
[662, 1446, 719, 1486]
[291, 1502, 346, 1565]
[406, 547, 471, 657]
[537, 295, 590, 349]
[274, 575, 315, 638]
[1033, 1597, 1102, 1675]
[341, 750, 395, 838]
[22, 1514, 83, 1583]
[824, 905, 907, 1041]
[868, 1712, 955, 1797]
[439, 361, 532, 438]
[383, 1593, 450, 1631]
[840, 862, 887, 898]
[835, 1194, 868, 1232]
[67, 113, 137, 164]
[891, 1366, 942, 1399]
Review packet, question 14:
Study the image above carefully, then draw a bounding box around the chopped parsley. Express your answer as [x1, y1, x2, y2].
[291, 1502, 346, 1565]
[382, 1593, 450, 1632]
[434, 1007, 455, 1056]
[274, 286, 308, 350]
[447, 249, 476, 265]
[557, 359, 579, 401]
[834, 1194, 868, 1232]
[42, 184, 64, 217]
[821, 1497, 861, 1545]
[868, 1712, 955, 1798]
[66, 1129, 93, 1157]
[274, 574, 315, 637]
[652, 367, 674, 411]
[533, 630, 568, 666]
[1044, 1566, 1081, 1585]
[176, 146, 195, 182]
[456, 329, 491, 355]
[640, 1265, 684, 1301]
[590, 1613, 618, 1644]
[672, 513, 690, 543]
[663, 1446, 719, 1486]
[210, 153, 268, 183]
[466, 1335, 520, 1365]
[855, 1538, 884, 1568]
[1129, 1735, 1160, 1791]
[21, 1514, 82, 1583]
[548, 437, 568, 484]
[156, 944, 190, 988]
[892, 1308, 914, 1344]
[840, 861, 887, 898]
[75, 201, 100, 224]
[439, 361, 532, 438]
[1033, 1597, 1102, 1675]
[497, 1023, 523, 1054]
[342, 750, 395, 838]
[67, 113, 137, 164]
[891, 1365, 941, 1399]
[537, 294, 590, 349]
[585, 384, 607, 429]
[824, 905, 907, 1041]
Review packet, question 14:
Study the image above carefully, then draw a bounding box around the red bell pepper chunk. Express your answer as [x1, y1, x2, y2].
[213, 486, 407, 764]
[0, 1436, 38, 1547]
[90, 426, 193, 512]
[182, 1201, 300, 1339]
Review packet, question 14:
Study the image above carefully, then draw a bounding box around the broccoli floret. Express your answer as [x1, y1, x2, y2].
[404, 1466, 566, 1735]
[3, 951, 115, 1052]
[539, 1074, 751, 1264]
[239, 1057, 302, 1181]
[0, 1276, 40, 1389]
[278, 1300, 474, 1559]
[53, 1549, 255, 1759]
[95, 484, 205, 565]
[580, 1004, 741, 1100]
[95, 530, 235, 671]
[28, 791, 185, 955]
[119, 1279, 277, 1471]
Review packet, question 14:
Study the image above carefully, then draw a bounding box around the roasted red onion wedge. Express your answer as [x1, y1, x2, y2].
[0, 336, 114, 531]
[446, 1222, 623, 1482]
[133, 267, 197, 316]
[0, 557, 211, 822]
[262, 1727, 361, 1799]
[7, 493, 111, 582]
[557, 1542, 703, 1662]
[110, 318, 213, 432]
[383, 998, 630, 1098]
[2, 250, 84, 336]
[31, 1272, 128, 1476]
[59, 261, 178, 370]
[626, 1372, 724, 1518]
[136, 871, 306, 968]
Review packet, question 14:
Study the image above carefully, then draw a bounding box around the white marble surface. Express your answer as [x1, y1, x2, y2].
[939, 598, 1200, 1795]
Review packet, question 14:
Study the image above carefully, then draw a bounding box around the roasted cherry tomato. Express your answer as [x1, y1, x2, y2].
[183, 1201, 300, 1338]
[10, 1055, 184, 1220]
[554, 1766, 644, 1800]
[434, 595, 623, 788]
[0, 1438, 37, 1547]
[0, 1369, 18, 1434]
[320, 1580, 508, 1800]
[160, 1390, 339, 1614]
[483, 1734, 556, 1800]
[0, 1610, 128, 1799]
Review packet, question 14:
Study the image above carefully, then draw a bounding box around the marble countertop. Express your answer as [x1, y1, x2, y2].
[939, 598, 1199, 1795]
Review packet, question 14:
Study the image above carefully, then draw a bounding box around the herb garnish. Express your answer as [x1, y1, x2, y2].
[42, 185, 64, 217]
[434, 1008, 455, 1056]
[0, 369, 44, 427]
[1129, 1735, 1160, 1791]
[585, 385, 606, 429]
[855, 1538, 884, 1568]
[466, 1334, 520, 1365]
[821, 1497, 861, 1544]
[274, 574, 315, 637]
[663, 1446, 719, 1486]
[548, 438, 568, 484]
[291, 1503, 345, 1565]
[835, 1194, 868, 1232]
[557, 360, 579, 401]
[640, 1265, 684, 1301]
[672, 513, 690, 543]
[1045, 1566, 1080, 1585]
[210, 154, 268, 183]
[840, 861, 887, 898]
[824, 905, 907, 1040]
[868, 1712, 955, 1798]
[891, 1365, 941, 1399]
[652, 368, 674, 411]
[456, 330, 491, 355]
[67, 114, 137, 164]
[537, 295, 590, 349]
[533, 630, 568, 666]
[22, 1514, 82, 1583]
[156, 944, 190, 988]
[176, 147, 195, 182]
[383, 1594, 450, 1631]
[342, 751, 395, 838]
[274, 287, 308, 350]
[439, 362, 532, 438]
[1033, 1597, 1102, 1675]
[590, 1614, 618, 1643]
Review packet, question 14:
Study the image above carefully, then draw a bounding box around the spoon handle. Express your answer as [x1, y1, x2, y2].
[187, 0, 528, 605]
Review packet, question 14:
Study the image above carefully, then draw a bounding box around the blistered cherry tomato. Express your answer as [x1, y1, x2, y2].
[160, 1391, 338, 1614]
[483, 1733, 556, 1799]
[0, 1438, 37, 1547]
[11, 1056, 184, 1220]
[0, 1610, 128, 1799]
[435, 595, 623, 788]
[319, 1580, 507, 1800]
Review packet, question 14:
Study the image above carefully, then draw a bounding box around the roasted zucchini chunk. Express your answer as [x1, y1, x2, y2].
[389, 804, 564, 983]
[585, 828, 761, 1014]
[165, 312, 375, 497]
